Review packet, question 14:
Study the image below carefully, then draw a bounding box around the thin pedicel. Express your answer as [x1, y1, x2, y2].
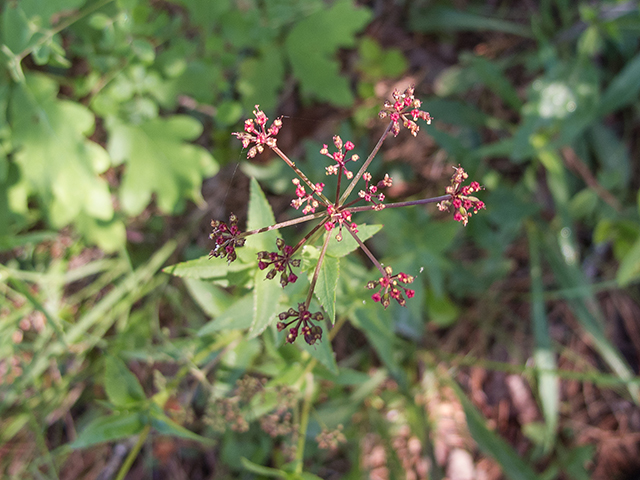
[210, 86, 486, 344]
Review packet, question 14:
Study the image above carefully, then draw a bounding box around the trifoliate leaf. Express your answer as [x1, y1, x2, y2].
[107, 115, 218, 215]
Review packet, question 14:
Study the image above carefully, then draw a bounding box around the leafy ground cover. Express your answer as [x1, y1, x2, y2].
[1, 0, 640, 479]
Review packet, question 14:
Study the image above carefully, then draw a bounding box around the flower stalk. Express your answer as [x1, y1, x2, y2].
[209, 86, 485, 344]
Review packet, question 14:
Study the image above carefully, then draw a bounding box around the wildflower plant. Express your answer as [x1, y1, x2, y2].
[205, 86, 485, 346]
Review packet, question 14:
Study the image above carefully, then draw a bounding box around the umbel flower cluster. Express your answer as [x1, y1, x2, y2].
[210, 86, 485, 345]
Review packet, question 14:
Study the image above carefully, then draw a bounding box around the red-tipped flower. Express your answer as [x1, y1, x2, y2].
[358, 172, 393, 211]
[290, 178, 324, 214]
[379, 85, 432, 137]
[437, 166, 485, 226]
[366, 266, 415, 309]
[233, 105, 283, 158]
[322, 135, 359, 179]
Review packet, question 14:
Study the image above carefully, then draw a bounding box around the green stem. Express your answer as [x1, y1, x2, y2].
[114, 425, 151, 480]
[295, 371, 315, 474]
[305, 227, 332, 307]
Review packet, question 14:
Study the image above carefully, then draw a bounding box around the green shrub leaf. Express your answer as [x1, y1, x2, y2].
[285, 0, 372, 106]
[70, 412, 144, 449]
[104, 356, 146, 407]
[107, 115, 218, 216]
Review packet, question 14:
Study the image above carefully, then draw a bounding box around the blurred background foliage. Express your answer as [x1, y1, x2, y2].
[1, 0, 640, 478]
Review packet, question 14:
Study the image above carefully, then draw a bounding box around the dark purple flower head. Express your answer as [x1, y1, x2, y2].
[277, 303, 324, 345]
[209, 214, 245, 264]
[257, 238, 301, 288]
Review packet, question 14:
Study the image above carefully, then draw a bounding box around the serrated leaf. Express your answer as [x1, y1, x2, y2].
[9, 74, 120, 247]
[313, 255, 339, 324]
[70, 412, 144, 449]
[326, 224, 382, 257]
[246, 177, 279, 251]
[104, 356, 146, 407]
[107, 115, 218, 215]
[285, 0, 372, 106]
[251, 267, 282, 338]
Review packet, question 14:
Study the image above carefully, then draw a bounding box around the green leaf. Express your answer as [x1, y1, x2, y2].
[17, 0, 86, 25]
[298, 323, 339, 375]
[617, 235, 640, 286]
[1, 3, 33, 54]
[425, 288, 460, 327]
[70, 412, 144, 449]
[357, 37, 408, 81]
[246, 177, 279, 251]
[238, 45, 285, 113]
[240, 457, 286, 477]
[409, 6, 532, 37]
[313, 254, 339, 324]
[599, 51, 640, 116]
[149, 407, 214, 445]
[9, 74, 122, 249]
[183, 277, 234, 317]
[449, 380, 540, 480]
[543, 233, 639, 401]
[285, 0, 372, 106]
[198, 293, 255, 336]
[132, 39, 156, 64]
[527, 224, 558, 452]
[163, 255, 252, 280]
[352, 306, 404, 385]
[466, 54, 523, 110]
[107, 115, 218, 215]
[326, 224, 382, 257]
[251, 267, 283, 338]
[104, 356, 146, 407]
